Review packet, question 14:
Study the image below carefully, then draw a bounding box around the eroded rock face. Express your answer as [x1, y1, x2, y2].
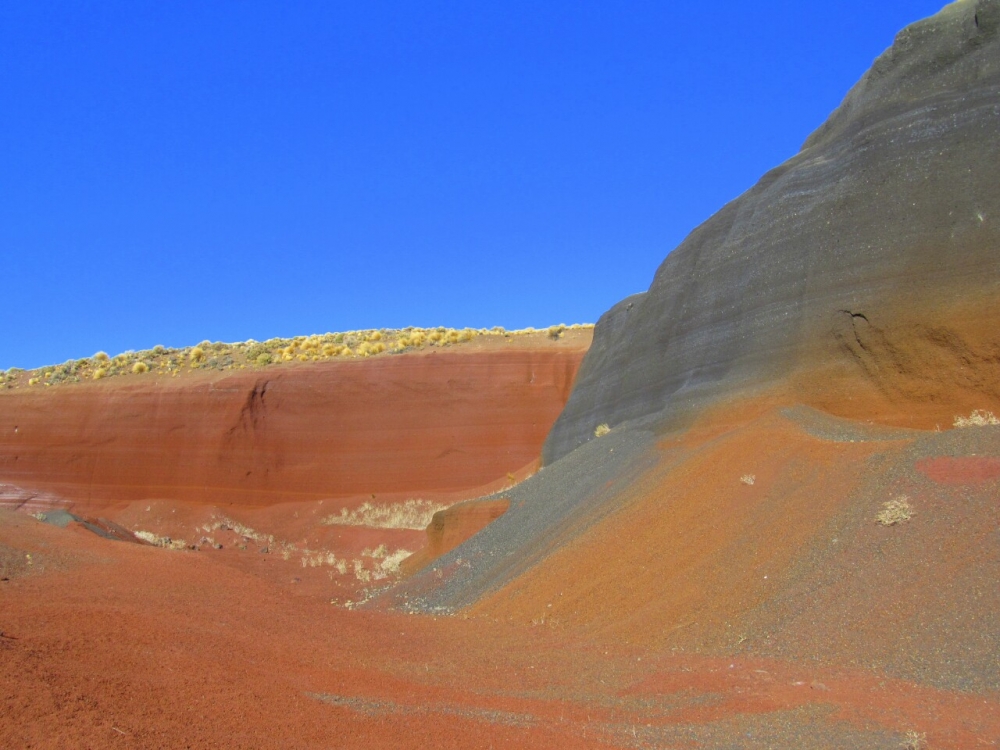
[0, 349, 585, 510]
[545, 0, 1000, 463]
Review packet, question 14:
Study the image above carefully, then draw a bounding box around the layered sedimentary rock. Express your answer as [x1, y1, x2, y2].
[0, 347, 585, 511]
[545, 0, 1000, 463]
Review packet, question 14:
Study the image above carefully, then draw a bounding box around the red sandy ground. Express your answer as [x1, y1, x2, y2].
[4, 399, 1000, 747]
[3, 501, 997, 749]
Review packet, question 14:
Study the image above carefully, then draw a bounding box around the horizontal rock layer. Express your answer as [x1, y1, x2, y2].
[0, 348, 585, 511]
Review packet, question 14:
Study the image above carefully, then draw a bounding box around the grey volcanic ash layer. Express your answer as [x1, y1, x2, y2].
[387, 0, 1000, 618]
[545, 0, 1000, 463]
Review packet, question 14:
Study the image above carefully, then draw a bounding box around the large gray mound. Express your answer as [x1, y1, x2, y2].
[386, 0, 1000, 615]
[544, 0, 1000, 464]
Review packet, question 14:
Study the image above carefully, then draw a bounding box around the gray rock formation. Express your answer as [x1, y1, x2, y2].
[544, 0, 1000, 463]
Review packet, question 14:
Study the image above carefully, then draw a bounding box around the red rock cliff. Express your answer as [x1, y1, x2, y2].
[0, 343, 587, 511]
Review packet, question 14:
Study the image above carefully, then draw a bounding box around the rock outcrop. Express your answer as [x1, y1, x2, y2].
[544, 0, 1000, 463]
[0, 346, 586, 512]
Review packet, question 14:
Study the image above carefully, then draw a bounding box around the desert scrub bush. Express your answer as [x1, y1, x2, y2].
[132, 361, 149, 374]
[244, 343, 268, 361]
[92, 368, 107, 380]
[877, 496, 914, 526]
[458, 328, 475, 342]
[953, 410, 1000, 427]
[322, 343, 337, 356]
[594, 423, 611, 438]
[321, 499, 448, 530]
[548, 324, 566, 339]
[255, 353, 273, 366]
[189, 346, 206, 364]
[368, 330, 382, 342]
[152, 344, 166, 355]
[93, 351, 110, 363]
[901, 730, 927, 750]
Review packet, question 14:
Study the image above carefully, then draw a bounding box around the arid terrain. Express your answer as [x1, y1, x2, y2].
[4, 2, 1000, 748]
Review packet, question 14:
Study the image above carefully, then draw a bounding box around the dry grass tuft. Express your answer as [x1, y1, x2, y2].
[877, 496, 914, 526]
[900, 730, 927, 750]
[134, 530, 187, 550]
[321, 499, 447, 530]
[594, 423, 611, 438]
[6, 322, 595, 389]
[953, 409, 1000, 428]
[740, 474, 756, 486]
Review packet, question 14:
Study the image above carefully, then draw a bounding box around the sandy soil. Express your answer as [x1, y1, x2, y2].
[3, 392, 999, 748]
[3, 497, 996, 749]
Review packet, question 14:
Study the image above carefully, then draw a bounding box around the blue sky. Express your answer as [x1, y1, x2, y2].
[1, 1, 946, 370]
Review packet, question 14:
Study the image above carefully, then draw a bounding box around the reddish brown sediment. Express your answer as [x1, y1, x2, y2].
[0, 334, 589, 514]
[915, 456, 1000, 484]
[3, 507, 997, 749]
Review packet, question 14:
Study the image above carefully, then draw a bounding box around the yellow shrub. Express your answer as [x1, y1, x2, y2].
[447, 330, 460, 343]
[371, 342, 385, 354]
[369, 331, 382, 342]
[132, 361, 149, 374]
[322, 344, 337, 356]
[189, 347, 206, 363]
[298, 353, 309, 362]
[93, 369, 107, 380]
[93, 351, 110, 363]
[458, 329, 475, 342]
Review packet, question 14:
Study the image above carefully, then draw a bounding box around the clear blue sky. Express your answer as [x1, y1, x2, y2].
[2, 1, 946, 370]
